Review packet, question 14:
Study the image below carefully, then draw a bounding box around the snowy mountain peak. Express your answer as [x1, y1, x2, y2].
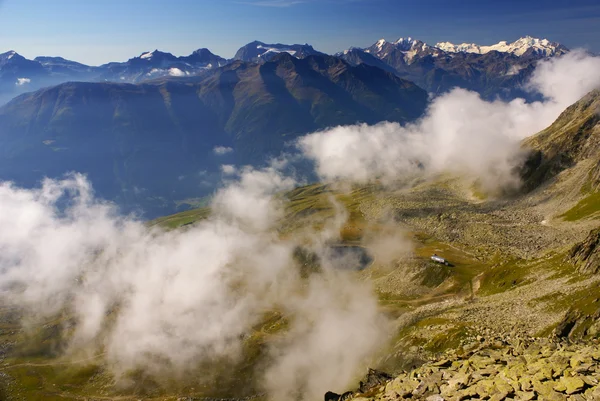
[1, 50, 18, 60]
[376, 39, 387, 49]
[395, 37, 414, 45]
[435, 36, 568, 57]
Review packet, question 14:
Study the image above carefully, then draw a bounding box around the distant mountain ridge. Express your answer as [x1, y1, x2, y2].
[436, 36, 568, 57]
[1, 35, 571, 105]
[336, 35, 570, 100]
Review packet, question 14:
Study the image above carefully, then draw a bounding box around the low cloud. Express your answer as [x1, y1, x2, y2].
[0, 168, 390, 398]
[15, 77, 31, 86]
[299, 50, 600, 192]
[168, 67, 187, 77]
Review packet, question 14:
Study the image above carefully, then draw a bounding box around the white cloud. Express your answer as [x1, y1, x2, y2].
[15, 77, 31, 86]
[299, 50, 600, 192]
[213, 146, 234, 155]
[221, 164, 237, 175]
[0, 169, 389, 398]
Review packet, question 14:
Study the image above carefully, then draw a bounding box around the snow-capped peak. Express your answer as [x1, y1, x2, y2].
[395, 37, 415, 45]
[435, 36, 568, 57]
[1, 50, 17, 60]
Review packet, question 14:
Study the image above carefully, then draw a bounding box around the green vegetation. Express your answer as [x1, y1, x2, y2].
[561, 191, 600, 221]
[149, 207, 211, 229]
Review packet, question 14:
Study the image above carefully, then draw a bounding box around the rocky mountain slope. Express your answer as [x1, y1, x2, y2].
[0, 53, 427, 217]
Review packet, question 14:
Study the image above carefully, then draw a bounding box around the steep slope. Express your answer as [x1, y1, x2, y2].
[569, 227, 600, 275]
[522, 89, 600, 190]
[0, 54, 427, 217]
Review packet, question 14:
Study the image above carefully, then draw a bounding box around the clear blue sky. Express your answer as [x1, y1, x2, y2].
[1, 0, 599, 66]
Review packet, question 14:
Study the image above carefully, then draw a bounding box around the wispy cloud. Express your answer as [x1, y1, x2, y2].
[236, 0, 308, 7]
[235, 0, 367, 7]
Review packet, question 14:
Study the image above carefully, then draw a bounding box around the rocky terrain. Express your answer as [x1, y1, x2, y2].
[332, 335, 600, 401]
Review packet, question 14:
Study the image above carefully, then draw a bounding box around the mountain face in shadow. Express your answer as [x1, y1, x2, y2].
[0, 54, 428, 218]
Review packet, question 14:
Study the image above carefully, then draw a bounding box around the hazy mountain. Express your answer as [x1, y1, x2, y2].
[234, 41, 326, 63]
[0, 51, 51, 104]
[96, 48, 227, 83]
[0, 53, 427, 217]
[0, 48, 229, 105]
[35, 56, 99, 76]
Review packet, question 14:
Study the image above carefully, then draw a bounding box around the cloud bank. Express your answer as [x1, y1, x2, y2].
[299, 50, 600, 191]
[0, 168, 388, 399]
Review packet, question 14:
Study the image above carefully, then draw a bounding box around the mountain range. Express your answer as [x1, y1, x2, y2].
[0, 53, 427, 217]
[337, 36, 569, 100]
[0, 35, 577, 216]
[0, 36, 570, 105]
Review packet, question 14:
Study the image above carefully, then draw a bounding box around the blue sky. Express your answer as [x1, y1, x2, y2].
[1, 0, 599, 65]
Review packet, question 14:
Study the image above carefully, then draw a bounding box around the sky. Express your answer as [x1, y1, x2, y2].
[0, 0, 599, 65]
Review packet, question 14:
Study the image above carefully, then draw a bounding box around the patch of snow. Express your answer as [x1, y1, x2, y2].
[257, 46, 297, 58]
[15, 78, 31, 86]
[140, 52, 153, 60]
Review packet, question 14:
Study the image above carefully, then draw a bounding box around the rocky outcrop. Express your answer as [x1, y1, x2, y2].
[336, 336, 600, 400]
[359, 369, 394, 393]
[569, 228, 600, 275]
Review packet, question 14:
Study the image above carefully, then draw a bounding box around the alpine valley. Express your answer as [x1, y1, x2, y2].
[0, 36, 576, 216]
[2, 28, 600, 401]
